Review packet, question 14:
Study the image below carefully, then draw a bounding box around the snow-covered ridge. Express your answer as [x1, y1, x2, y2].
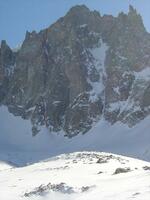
[0, 151, 150, 200]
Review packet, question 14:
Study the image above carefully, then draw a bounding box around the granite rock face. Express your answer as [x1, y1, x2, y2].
[1, 5, 150, 136]
[0, 40, 16, 102]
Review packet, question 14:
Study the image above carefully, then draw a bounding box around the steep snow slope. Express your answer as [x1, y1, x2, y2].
[0, 106, 150, 166]
[0, 152, 150, 200]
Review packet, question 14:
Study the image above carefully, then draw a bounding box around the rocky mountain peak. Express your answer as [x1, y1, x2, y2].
[1, 40, 8, 49]
[1, 5, 150, 137]
[0, 40, 12, 57]
[24, 30, 37, 41]
[129, 5, 137, 14]
[128, 5, 146, 32]
[0, 40, 16, 102]
[67, 5, 90, 14]
[62, 5, 101, 32]
[0, 40, 15, 70]
[66, 4, 101, 19]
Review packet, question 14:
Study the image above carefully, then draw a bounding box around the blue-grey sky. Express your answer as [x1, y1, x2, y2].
[0, 0, 150, 48]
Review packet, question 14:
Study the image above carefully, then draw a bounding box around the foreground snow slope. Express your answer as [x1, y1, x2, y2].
[0, 106, 150, 165]
[0, 152, 150, 200]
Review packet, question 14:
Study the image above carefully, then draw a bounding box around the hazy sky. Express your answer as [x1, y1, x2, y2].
[0, 0, 150, 48]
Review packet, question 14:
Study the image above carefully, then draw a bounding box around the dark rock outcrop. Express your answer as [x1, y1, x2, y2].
[1, 5, 150, 136]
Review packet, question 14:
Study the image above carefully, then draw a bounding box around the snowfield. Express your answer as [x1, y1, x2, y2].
[0, 151, 150, 200]
[0, 105, 150, 166]
[0, 106, 150, 199]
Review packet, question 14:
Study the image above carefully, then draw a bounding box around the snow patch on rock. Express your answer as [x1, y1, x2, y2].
[87, 40, 108, 103]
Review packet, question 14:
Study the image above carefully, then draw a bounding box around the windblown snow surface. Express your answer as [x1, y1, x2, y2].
[0, 152, 150, 200]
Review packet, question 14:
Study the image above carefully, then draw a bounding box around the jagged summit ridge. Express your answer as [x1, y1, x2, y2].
[0, 5, 150, 137]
